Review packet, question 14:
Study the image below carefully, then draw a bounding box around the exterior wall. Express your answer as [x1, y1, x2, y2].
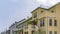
[31, 3, 60, 34]
[23, 24, 38, 34]
[47, 3, 60, 34]
[32, 7, 48, 34]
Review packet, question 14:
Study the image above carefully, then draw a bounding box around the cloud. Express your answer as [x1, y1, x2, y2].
[37, 0, 47, 3]
[36, 0, 60, 8]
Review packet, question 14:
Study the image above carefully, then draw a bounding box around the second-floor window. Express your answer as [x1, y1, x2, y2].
[41, 11, 44, 13]
[51, 11, 54, 13]
[49, 19, 52, 26]
[54, 20, 57, 26]
[34, 12, 37, 18]
[40, 19, 44, 27]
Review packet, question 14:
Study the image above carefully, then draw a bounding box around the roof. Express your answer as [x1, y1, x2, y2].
[31, 2, 60, 13]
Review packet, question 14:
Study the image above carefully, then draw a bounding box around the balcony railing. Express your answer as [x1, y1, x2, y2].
[23, 26, 28, 30]
[23, 25, 36, 30]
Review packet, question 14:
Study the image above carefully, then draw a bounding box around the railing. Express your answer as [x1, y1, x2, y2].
[23, 26, 28, 30]
[23, 25, 38, 31]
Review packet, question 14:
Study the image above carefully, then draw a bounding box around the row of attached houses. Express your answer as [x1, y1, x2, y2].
[1, 2, 60, 34]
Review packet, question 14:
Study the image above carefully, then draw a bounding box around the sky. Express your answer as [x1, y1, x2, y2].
[0, 0, 60, 33]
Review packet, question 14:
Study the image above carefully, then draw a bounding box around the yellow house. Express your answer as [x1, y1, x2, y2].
[31, 2, 60, 34]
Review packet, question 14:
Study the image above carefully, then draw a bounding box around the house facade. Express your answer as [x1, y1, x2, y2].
[31, 2, 60, 34]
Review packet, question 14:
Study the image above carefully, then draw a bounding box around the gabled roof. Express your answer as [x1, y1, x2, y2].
[31, 2, 60, 13]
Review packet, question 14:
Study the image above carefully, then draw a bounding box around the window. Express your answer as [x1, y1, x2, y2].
[25, 32, 28, 34]
[43, 19, 44, 26]
[32, 31, 34, 34]
[54, 20, 57, 26]
[49, 19, 52, 26]
[51, 11, 54, 13]
[40, 19, 44, 27]
[49, 31, 52, 34]
[41, 11, 44, 13]
[54, 31, 57, 34]
[34, 12, 37, 18]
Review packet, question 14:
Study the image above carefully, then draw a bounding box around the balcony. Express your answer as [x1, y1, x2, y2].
[30, 25, 39, 31]
[23, 24, 39, 31]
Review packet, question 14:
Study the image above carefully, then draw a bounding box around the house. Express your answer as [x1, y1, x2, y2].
[6, 30, 10, 34]
[9, 22, 17, 34]
[30, 2, 60, 34]
[13, 19, 26, 34]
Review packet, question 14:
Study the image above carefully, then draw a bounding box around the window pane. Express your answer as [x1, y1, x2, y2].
[54, 31, 57, 34]
[25, 32, 28, 34]
[40, 19, 43, 27]
[49, 19, 52, 26]
[40, 19, 44, 27]
[32, 31, 34, 34]
[51, 11, 54, 13]
[54, 20, 57, 26]
[41, 11, 44, 13]
[34, 12, 37, 18]
[49, 31, 52, 34]
[43, 19, 44, 26]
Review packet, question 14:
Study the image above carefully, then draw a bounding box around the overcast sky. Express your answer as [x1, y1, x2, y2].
[0, 0, 60, 33]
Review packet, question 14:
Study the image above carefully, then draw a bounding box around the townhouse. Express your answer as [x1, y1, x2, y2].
[13, 19, 26, 34]
[30, 2, 60, 34]
[9, 22, 17, 34]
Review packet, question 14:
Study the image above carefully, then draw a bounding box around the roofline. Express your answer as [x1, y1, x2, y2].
[31, 2, 60, 13]
[31, 7, 48, 13]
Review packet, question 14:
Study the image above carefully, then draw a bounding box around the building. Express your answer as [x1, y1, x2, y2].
[1, 30, 10, 34]
[1, 2, 60, 34]
[6, 30, 10, 34]
[13, 19, 26, 34]
[30, 2, 60, 34]
[9, 22, 17, 34]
